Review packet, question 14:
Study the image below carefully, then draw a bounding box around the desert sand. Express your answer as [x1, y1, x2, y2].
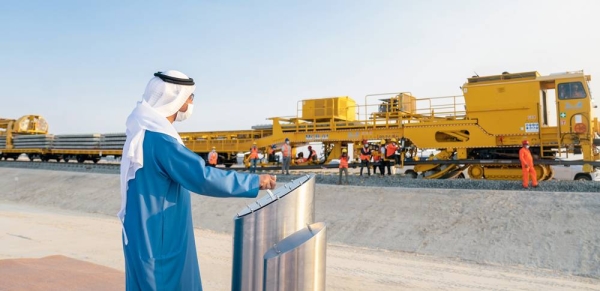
[1, 201, 599, 291]
[1, 167, 600, 290]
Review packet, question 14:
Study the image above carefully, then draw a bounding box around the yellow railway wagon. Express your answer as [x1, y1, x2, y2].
[50, 149, 123, 163]
[180, 70, 600, 179]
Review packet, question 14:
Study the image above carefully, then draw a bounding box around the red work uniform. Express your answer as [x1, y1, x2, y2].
[339, 155, 349, 168]
[282, 144, 291, 158]
[208, 151, 218, 166]
[385, 143, 398, 160]
[249, 147, 259, 159]
[338, 154, 349, 184]
[519, 147, 538, 188]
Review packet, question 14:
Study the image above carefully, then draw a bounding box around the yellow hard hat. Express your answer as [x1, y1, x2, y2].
[342, 148, 348, 153]
[391, 138, 397, 143]
[380, 139, 386, 145]
[253, 142, 257, 145]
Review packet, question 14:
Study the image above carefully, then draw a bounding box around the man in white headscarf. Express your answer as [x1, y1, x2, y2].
[119, 70, 276, 291]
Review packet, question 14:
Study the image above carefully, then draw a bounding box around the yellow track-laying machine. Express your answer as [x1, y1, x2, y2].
[2, 70, 599, 180]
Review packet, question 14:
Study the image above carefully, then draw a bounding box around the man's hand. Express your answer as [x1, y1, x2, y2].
[259, 174, 277, 190]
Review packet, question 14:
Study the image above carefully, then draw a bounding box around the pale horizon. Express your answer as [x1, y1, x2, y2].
[2, 0, 599, 134]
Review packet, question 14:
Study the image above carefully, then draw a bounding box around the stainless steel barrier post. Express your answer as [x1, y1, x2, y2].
[263, 222, 327, 291]
[231, 175, 316, 291]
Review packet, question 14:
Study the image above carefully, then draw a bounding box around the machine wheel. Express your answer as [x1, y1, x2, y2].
[64, 158, 70, 163]
[534, 164, 548, 181]
[544, 166, 554, 181]
[574, 174, 592, 181]
[468, 165, 484, 179]
[77, 156, 85, 163]
[92, 158, 100, 164]
[405, 170, 418, 179]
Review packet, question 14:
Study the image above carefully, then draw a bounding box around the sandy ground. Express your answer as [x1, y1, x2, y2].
[3, 167, 599, 279]
[1, 201, 599, 291]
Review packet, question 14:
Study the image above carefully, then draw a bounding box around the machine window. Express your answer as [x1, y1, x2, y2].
[558, 82, 587, 100]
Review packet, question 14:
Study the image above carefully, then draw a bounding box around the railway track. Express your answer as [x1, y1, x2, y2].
[0, 160, 342, 175]
[0, 161, 600, 195]
[0, 160, 121, 174]
[2, 160, 600, 193]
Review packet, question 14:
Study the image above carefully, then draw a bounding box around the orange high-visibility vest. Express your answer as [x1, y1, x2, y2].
[339, 156, 349, 168]
[373, 152, 381, 162]
[208, 152, 218, 165]
[282, 144, 291, 157]
[385, 144, 398, 158]
[249, 147, 259, 159]
[519, 147, 533, 168]
[360, 147, 371, 161]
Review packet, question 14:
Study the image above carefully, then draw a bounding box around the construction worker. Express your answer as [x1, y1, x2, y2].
[267, 144, 276, 163]
[281, 138, 291, 175]
[307, 145, 318, 162]
[371, 144, 381, 175]
[249, 142, 259, 173]
[519, 140, 538, 189]
[338, 148, 349, 184]
[359, 140, 371, 176]
[572, 83, 586, 98]
[379, 139, 387, 175]
[385, 138, 399, 173]
[207, 146, 218, 167]
[295, 152, 306, 164]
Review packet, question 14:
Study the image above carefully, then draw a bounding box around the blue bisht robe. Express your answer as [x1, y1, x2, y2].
[122, 131, 259, 290]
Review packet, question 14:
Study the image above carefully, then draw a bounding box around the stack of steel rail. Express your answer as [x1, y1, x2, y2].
[100, 133, 126, 149]
[13, 134, 54, 149]
[53, 134, 102, 149]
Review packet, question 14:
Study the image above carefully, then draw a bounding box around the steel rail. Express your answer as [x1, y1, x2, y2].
[0, 161, 343, 172]
[2, 158, 599, 173]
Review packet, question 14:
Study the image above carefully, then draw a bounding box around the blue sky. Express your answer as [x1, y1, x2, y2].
[2, 0, 600, 134]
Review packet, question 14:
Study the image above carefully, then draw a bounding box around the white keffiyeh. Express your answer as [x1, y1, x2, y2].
[118, 70, 195, 244]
